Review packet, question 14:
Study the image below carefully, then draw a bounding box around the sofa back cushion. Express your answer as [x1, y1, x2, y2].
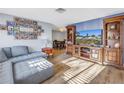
[2, 47, 12, 58]
[0, 49, 8, 63]
[11, 46, 29, 57]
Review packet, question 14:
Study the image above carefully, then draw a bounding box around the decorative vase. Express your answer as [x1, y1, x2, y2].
[114, 42, 120, 48]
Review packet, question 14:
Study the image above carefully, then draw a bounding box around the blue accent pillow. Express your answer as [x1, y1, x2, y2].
[0, 49, 8, 63]
[2, 47, 12, 58]
[11, 46, 29, 57]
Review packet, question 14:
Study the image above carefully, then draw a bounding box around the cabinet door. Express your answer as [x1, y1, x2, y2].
[73, 46, 79, 57]
[66, 44, 73, 54]
[105, 49, 120, 65]
[91, 49, 99, 60]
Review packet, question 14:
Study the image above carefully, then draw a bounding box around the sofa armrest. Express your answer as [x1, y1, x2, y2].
[29, 51, 48, 58]
[0, 61, 14, 84]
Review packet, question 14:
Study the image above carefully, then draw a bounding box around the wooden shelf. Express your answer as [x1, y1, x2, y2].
[80, 52, 90, 54]
[104, 17, 121, 66]
[66, 25, 76, 55]
[67, 15, 124, 68]
[73, 45, 103, 63]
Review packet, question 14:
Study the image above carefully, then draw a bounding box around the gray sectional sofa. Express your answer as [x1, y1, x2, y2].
[0, 46, 54, 84]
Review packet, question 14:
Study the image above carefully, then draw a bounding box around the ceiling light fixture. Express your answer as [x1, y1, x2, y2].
[56, 8, 66, 13]
[59, 27, 67, 32]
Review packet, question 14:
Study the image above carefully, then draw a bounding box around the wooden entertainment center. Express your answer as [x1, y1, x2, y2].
[66, 15, 124, 68]
[73, 45, 103, 64]
[66, 25, 104, 64]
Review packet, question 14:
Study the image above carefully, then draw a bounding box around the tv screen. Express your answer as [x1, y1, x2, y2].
[76, 29, 103, 45]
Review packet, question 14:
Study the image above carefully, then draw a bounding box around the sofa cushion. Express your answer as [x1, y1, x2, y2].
[13, 57, 53, 84]
[11, 46, 29, 57]
[0, 49, 8, 63]
[10, 51, 47, 64]
[0, 61, 14, 84]
[2, 47, 12, 58]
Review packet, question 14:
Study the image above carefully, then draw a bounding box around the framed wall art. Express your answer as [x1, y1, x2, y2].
[6, 17, 43, 40]
[0, 24, 7, 30]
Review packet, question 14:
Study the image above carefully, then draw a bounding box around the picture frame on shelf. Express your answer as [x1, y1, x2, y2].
[107, 23, 118, 31]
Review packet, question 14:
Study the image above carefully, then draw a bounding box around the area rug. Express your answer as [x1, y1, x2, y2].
[44, 55, 106, 84]
[62, 61, 94, 81]
[44, 54, 124, 84]
[61, 57, 106, 84]
[66, 64, 105, 84]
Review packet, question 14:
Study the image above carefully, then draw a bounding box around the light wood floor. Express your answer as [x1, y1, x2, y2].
[43, 50, 124, 84]
[52, 49, 66, 56]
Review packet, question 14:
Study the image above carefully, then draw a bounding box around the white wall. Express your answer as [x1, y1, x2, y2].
[0, 13, 57, 51]
[52, 31, 67, 41]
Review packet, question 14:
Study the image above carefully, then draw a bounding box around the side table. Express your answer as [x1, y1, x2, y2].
[42, 47, 53, 57]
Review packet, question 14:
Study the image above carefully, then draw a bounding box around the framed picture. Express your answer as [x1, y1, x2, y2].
[37, 26, 42, 31]
[7, 21, 16, 35]
[13, 26, 20, 32]
[14, 17, 22, 25]
[7, 26, 14, 35]
[33, 21, 37, 25]
[0, 24, 7, 30]
[33, 25, 38, 31]
[14, 17, 20, 22]
[13, 17, 42, 39]
[7, 21, 15, 26]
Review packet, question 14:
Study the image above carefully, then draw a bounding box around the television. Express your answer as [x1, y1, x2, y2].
[76, 29, 103, 45]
